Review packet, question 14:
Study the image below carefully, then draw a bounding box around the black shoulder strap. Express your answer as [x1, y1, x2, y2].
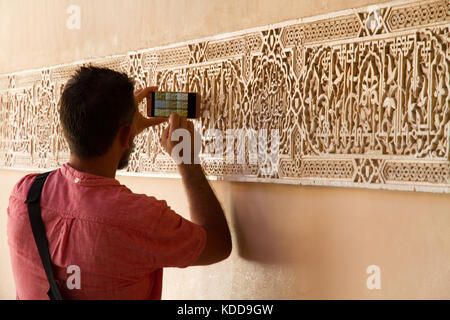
[24, 171, 63, 300]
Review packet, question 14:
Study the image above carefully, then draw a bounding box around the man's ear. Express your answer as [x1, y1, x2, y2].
[118, 125, 132, 149]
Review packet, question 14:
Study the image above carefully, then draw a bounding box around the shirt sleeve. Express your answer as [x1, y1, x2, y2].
[138, 198, 207, 269]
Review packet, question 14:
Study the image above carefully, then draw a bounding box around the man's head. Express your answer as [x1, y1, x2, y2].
[60, 66, 136, 170]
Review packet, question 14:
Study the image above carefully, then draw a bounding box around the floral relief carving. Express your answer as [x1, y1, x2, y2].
[0, 0, 449, 192]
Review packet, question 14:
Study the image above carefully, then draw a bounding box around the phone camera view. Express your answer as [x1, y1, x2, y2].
[154, 92, 188, 117]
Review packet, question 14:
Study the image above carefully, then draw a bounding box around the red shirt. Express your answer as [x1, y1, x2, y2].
[7, 163, 206, 300]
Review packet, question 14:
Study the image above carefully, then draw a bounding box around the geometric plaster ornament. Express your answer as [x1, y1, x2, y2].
[0, 0, 449, 192]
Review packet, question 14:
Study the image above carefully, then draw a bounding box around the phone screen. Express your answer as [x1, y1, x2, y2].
[149, 91, 198, 118]
[154, 92, 188, 117]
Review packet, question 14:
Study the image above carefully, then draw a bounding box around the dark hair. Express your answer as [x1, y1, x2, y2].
[60, 66, 136, 159]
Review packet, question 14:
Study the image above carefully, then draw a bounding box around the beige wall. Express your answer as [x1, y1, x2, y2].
[1, 169, 450, 299]
[1, 0, 389, 74]
[1, 0, 449, 299]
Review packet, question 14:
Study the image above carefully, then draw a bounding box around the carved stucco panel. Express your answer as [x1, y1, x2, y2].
[0, 0, 449, 192]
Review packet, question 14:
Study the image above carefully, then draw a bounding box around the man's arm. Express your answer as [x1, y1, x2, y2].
[178, 163, 232, 265]
[160, 114, 232, 266]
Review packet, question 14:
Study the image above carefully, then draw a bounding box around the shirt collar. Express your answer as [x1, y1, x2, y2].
[60, 163, 121, 187]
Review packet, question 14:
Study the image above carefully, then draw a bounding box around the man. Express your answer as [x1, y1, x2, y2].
[7, 66, 232, 299]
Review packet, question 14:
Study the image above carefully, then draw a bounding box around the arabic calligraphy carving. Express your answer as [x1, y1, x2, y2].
[0, 0, 449, 192]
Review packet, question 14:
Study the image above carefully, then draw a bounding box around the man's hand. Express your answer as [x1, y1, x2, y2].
[160, 113, 197, 163]
[132, 86, 167, 136]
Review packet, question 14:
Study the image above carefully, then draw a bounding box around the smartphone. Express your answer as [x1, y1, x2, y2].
[147, 91, 200, 118]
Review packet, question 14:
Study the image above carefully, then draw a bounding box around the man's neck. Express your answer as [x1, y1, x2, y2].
[68, 155, 117, 179]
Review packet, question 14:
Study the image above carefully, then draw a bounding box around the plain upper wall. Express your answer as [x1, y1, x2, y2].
[0, 0, 449, 300]
[1, 0, 390, 74]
